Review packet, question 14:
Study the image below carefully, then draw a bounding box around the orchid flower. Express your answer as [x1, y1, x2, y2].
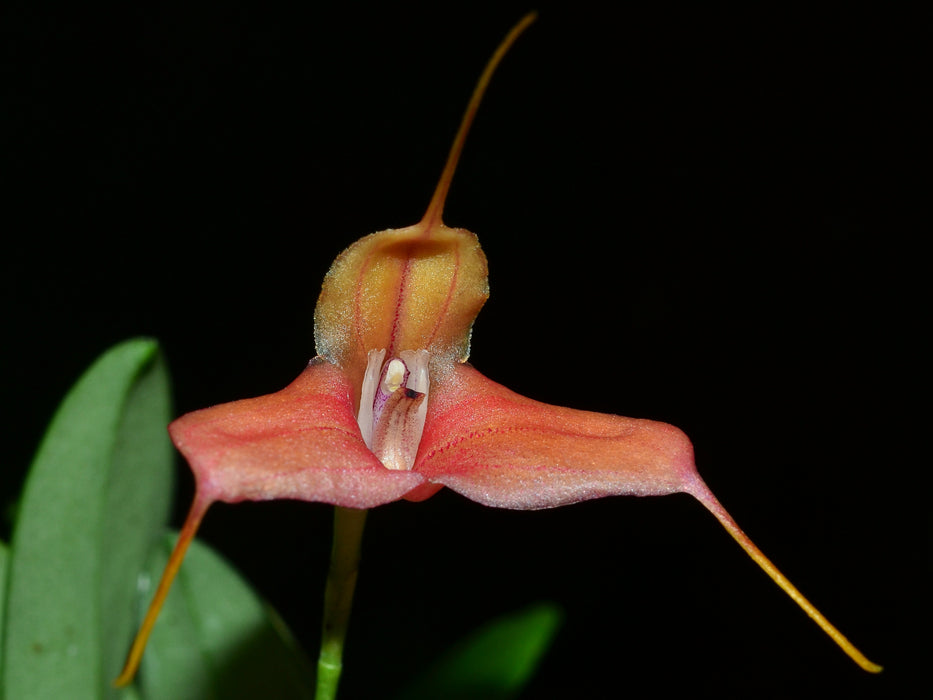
[116, 13, 879, 693]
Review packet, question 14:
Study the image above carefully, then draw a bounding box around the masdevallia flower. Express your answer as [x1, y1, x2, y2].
[116, 14, 879, 687]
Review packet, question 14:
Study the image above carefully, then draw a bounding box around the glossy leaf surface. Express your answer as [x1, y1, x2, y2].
[396, 602, 562, 700]
[2, 339, 173, 699]
[138, 532, 314, 700]
[0, 541, 8, 668]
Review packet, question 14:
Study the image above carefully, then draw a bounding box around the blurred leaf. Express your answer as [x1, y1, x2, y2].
[0, 541, 8, 665]
[2, 339, 174, 699]
[138, 532, 315, 700]
[396, 603, 562, 700]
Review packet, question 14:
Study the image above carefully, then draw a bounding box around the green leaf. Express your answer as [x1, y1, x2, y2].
[0, 541, 9, 667]
[138, 532, 315, 700]
[2, 338, 174, 700]
[396, 603, 563, 700]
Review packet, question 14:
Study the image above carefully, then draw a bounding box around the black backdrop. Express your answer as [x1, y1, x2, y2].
[3, 4, 921, 698]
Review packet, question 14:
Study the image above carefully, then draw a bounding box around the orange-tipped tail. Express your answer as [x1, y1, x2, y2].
[113, 494, 212, 687]
[686, 478, 882, 673]
[420, 11, 537, 229]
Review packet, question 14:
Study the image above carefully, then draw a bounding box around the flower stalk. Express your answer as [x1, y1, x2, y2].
[315, 506, 368, 700]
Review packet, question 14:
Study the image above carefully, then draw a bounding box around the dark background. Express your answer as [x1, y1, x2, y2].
[2, 4, 922, 698]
